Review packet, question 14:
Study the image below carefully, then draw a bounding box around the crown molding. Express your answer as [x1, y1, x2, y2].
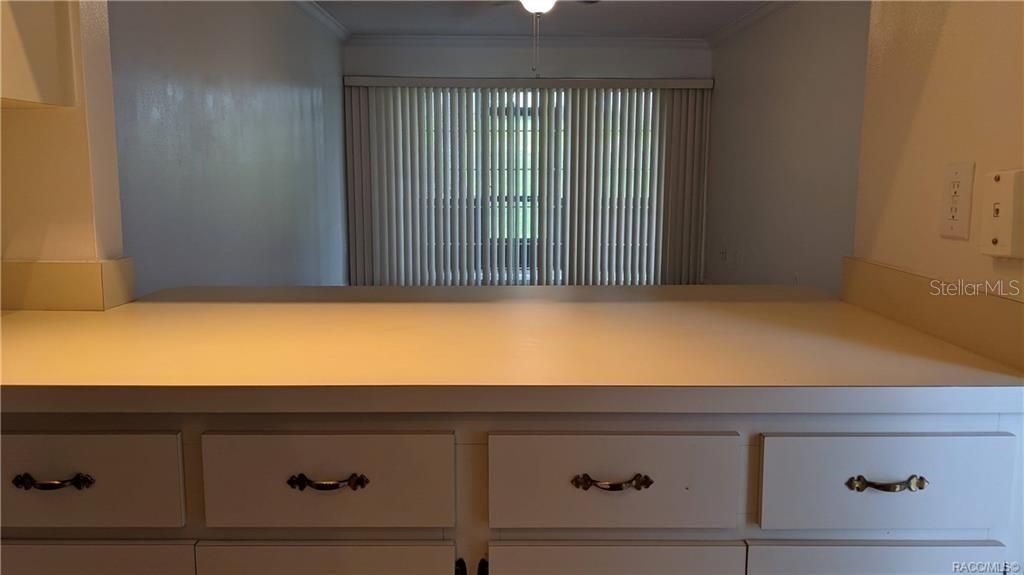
[295, 1, 350, 40]
[346, 34, 710, 50]
[707, 1, 792, 47]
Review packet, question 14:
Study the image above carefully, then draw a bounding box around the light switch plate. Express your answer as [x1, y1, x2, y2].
[979, 169, 1024, 258]
[940, 161, 974, 240]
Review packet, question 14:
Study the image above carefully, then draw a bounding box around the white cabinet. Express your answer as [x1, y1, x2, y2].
[1, 416, 1019, 573]
[747, 541, 1007, 575]
[195, 542, 454, 575]
[1, 433, 186, 527]
[488, 541, 746, 575]
[201, 433, 455, 527]
[1, 541, 196, 575]
[489, 433, 741, 528]
[760, 433, 1016, 529]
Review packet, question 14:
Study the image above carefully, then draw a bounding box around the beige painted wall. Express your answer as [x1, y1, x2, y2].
[854, 2, 1024, 292]
[1, 1, 124, 261]
[704, 2, 870, 296]
[108, 2, 345, 297]
[77, 0, 124, 260]
[1, 1, 75, 106]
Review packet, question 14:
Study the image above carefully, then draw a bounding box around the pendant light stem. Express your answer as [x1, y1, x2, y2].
[532, 13, 540, 78]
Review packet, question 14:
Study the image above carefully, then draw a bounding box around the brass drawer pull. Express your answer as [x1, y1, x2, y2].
[12, 472, 95, 491]
[571, 473, 653, 492]
[845, 474, 928, 493]
[287, 472, 369, 492]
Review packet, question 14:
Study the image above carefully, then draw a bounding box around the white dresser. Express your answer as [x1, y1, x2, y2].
[2, 287, 1021, 575]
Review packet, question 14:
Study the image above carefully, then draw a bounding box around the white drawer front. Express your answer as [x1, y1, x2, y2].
[195, 542, 453, 575]
[760, 433, 1016, 529]
[489, 434, 741, 528]
[1, 434, 185, 527]
[202, 433, 454, 527]
[489, 542, 746, 575]
[747, 541, 1006, 575]
[1, 541, 196, 575]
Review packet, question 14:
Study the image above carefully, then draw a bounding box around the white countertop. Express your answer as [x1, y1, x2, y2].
[3, 284, 1020, 387]
[2, 285, 1020, 413]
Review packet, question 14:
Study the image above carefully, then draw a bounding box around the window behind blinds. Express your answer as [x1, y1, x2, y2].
[344, 84, 711, 286]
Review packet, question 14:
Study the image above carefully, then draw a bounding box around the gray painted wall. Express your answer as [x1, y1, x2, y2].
[343, 35, 712, 79]
[704, 3, 870, 295]
[110, 1, 345, 296]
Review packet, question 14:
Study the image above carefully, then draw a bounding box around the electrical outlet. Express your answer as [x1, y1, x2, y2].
[940, 161, 975, 240]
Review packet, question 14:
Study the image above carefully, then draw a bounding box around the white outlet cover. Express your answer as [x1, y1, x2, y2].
[940, 161, 974, 240]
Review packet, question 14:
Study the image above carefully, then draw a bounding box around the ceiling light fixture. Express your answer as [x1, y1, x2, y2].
[519, 0, 556, 14]
[519, 0, 556, 77]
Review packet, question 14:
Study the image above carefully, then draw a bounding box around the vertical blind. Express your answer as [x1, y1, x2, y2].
[344, 82, 711, 286]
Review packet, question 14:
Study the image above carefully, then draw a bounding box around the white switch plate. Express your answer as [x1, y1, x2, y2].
[979, 169, 1024, 258]
[940, 161, 974, 240]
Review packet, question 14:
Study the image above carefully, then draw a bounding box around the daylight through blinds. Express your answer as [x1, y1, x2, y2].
[344, 85, 711, 286]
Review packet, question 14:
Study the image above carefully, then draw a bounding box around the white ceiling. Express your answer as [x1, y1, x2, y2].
[320, 1, 764, 39]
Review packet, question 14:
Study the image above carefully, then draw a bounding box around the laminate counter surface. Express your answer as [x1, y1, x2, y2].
[3, 286, 1020, 388]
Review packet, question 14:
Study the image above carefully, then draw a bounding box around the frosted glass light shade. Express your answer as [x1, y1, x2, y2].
[519, 0, 556, 14]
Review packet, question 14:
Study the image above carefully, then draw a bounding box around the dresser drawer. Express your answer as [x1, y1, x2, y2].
[747, 540, 1006, 575]
[201, 433, 454, 527]
[489, 433, 741, 528]
[489, 541, 746, 575]
[1, 541, 196, 575]
[1, 433, 185, 527]
[195, 542, 453, 575]
[760, 433, 1016, 529]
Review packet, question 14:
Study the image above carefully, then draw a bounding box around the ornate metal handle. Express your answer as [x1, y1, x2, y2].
[571, 473, 653, 492]
[845, 474, 928, 493]
[287, 472, 369, 492]
[12, 473, 95, 491]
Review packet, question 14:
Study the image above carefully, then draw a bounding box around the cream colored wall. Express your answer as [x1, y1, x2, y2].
[109, 2, 345, 296]
[78, 0, 124, 260]
[1, 1, 123, 261]
[0, 1, 75, 106]
[1, 107, 98, 260]
[854, 2, 1024, 293]
[704, 2, 870, 295]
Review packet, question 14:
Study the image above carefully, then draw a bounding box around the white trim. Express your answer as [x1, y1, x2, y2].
[344, 76, 714, 89]
[707, 1, 792, 47]
[345, 34, 709, 50]
[294, 1, 350, 40]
